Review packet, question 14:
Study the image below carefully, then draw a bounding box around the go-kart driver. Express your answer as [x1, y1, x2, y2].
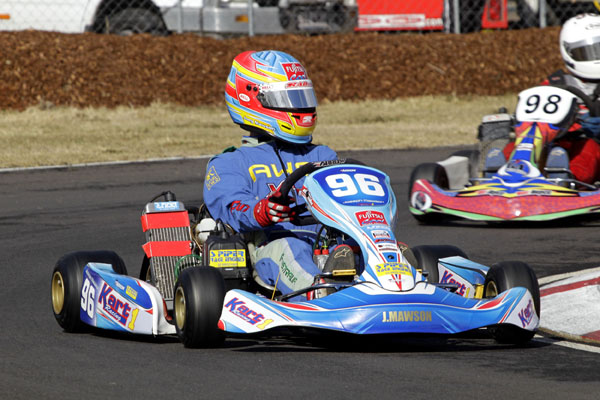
[202, 50, 353, 299]
[500, 13, 600, 184]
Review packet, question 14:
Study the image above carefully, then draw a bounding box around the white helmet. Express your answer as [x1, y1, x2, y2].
[560, 13, 600, 80]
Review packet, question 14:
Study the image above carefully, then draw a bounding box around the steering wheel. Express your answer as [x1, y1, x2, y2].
[553, 84, 600, 117]
[541, 85, 600, 143]
[277, 158, 364, 226]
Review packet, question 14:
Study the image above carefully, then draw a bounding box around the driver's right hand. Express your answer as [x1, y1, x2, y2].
[253, 189, 296, 227]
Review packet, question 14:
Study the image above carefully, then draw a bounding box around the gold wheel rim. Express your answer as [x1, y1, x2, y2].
[485, 281, 499, 298]
[174, 286, 186, 331]
[51, 271, 65, 314]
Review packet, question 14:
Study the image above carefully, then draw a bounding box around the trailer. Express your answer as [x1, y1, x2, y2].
[0, 0, 357, 35]
[354, 0, 600, 33]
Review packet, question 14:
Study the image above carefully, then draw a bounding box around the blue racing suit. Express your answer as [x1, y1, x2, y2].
[203, 136, 337, 296]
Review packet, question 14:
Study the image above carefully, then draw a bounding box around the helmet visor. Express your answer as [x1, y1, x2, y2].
[566, 37, 600, 62]
[258, 80, 318, 110]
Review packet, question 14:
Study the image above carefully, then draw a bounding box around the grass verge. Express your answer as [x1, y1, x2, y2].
[0, 94, 517, 168]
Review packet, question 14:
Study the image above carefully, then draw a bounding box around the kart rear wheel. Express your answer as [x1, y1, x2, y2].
[484, 261, 540, 345]
[410, 245, 468, 283]
[174, 266, 226, 348]
[408, 163, 449, 223]
[139, 255, 151, 281]
[51, 250, 127, 332]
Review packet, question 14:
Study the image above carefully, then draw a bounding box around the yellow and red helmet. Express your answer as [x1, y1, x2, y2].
[225, 50, 317, 144]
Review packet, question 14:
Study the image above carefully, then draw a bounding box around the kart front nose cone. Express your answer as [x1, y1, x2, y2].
[51, 271, 65, 314]
[175, 286, 186, 330]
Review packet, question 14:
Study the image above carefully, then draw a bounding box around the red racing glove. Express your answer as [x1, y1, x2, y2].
[253, 190, 295, 227]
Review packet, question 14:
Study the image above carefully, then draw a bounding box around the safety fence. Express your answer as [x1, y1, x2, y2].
[0, 1, 598, 36]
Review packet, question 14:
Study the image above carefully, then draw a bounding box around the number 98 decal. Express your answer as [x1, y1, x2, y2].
[515, 86, 578, 125]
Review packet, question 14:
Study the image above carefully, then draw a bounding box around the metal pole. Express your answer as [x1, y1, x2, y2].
[540, 0, 547, 28]
[453, 0, 460, 34]
[248, 0, 254, 37]
[177, 0, 183, 33]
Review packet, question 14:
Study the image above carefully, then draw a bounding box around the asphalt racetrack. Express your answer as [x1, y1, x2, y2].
[2, 147, 600, 399]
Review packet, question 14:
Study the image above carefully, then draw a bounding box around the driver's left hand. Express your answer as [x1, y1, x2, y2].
[579, 112, 600, 137]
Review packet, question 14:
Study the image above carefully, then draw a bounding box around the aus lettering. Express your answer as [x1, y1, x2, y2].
[248, 162, 308, 182]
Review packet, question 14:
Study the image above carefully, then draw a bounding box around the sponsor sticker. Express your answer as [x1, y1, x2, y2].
[209, 249, 246, 268]
[281, 62, 307, 80]
[355, 210, 387, 226]
[410, 191, 432, 211]
[205, 165, 221, 190]
[230, 200, 250, 213]
[154, 201, 180, 211]
[98, 283, 132, 327]
[125, 286, 138, 300]
[382, 310, 432, 323]
[440, 270, 468, 296]
[224, 297, 274, 329]
[518, 299, 535, 328]
[372, 230, 391, 239]
[375, 263, 411, 277]
[377, 243, 398, 252]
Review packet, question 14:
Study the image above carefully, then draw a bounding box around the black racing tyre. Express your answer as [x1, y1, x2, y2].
[139, 255, 151, 281]
[106, 8, 168, 36]
[51, 250, 127, 332]
[408, 163, 449, 200]
[484, 261, 540, 344]
[257, 0, 277, 6]
[174, 266, 226, 348]
[408, 162, 449, 223]
[410, 245, 468, 283]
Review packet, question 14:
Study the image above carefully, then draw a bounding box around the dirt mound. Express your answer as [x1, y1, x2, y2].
[0, 28, 563, 110]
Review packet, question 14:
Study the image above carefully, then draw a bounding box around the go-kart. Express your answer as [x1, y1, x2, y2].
[51, 160, 540, 348]
[408, 85, 600, 223]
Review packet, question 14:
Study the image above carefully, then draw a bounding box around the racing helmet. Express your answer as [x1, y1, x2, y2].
[560, 13, 600, 80]
[225, 50, 318, 144]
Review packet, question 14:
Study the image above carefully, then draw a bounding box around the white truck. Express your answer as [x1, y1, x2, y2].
[0, 0, 357, 35]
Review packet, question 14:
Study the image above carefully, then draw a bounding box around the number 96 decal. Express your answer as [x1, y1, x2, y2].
[81, 277, 96, 319]
[314, 167, 390, 205]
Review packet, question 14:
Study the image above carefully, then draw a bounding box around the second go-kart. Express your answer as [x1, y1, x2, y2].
[409, 85, 600, 223]
[51, 160, 540, 348]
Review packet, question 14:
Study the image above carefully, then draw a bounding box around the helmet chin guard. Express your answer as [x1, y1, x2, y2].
[225, 50, 318, 144]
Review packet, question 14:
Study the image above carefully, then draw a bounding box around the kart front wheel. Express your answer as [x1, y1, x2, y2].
[408, 163, 448, 224]
[484, 261, 540, 345]
[51, 250, 127, 332]
[174, 266, 226, 348]
[411, 245, 468, 283]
